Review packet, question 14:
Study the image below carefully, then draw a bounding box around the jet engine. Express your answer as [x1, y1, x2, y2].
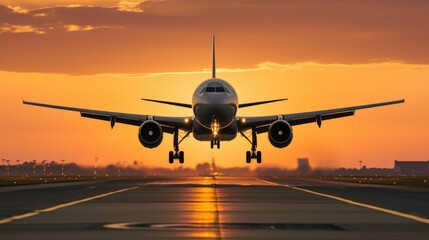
[138, 120, 163, 148]
[268, 120, 293, 148]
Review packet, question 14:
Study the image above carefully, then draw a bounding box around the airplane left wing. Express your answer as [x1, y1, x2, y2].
[23, 100, 192, 133]
[238, 99, 405, 133]
[239, 98, 288, 108]
[141, 98, 192, 108]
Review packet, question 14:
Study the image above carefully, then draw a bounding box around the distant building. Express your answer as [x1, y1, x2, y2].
[196, 162, 211, 176]
[394, 160, 429, 174]
[211, 158, 216, 173]
[297, 158, 311, 175]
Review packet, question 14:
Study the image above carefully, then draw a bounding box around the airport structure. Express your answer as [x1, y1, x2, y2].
[297, 158, 311, 175]
[394, 160, 429, 174]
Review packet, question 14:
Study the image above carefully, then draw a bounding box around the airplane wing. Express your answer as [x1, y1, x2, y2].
[23, 100, 192, 134]
[239, 98, 288, 108]
[238, 99, 405, 133]
[141, 98, 192, 108]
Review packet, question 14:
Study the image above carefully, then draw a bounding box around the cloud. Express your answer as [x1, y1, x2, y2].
[0, 0, 428, 74]
[7, 5, 29, 14]
[33, 13, 47, 17]
[64, 24, 92, 32]
[64, 24, 113, 32]
[0, 23, 46, 34]
[96, 61, 415, 79]
[117, 1, 144, 12]
[0, 5, 119, 34]
[0, 1, 123, 9]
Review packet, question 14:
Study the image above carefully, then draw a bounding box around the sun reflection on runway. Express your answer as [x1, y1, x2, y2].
[187, 177, 222, 239]
[191, 187, 217, 223]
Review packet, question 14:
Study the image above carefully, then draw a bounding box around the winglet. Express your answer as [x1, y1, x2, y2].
[212, 34, 216, 78]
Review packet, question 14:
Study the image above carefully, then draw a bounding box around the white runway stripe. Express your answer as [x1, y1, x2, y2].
[258, 179, 429, 225]
[0, 186, 139, 224]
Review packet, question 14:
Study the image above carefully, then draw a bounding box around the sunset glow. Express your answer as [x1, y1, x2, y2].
[1, 1, 428, 169]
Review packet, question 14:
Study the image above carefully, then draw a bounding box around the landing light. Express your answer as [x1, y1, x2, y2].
[184, 118, 189, 123]
[211, 119, 220, 136]
[241, 118, 246, 123]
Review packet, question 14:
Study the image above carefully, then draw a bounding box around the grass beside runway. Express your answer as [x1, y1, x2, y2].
[265, 176, 429, 188]
[0, 176, 105, 187]
[318, 176, 429, 187]
[0, 175, 163, 187]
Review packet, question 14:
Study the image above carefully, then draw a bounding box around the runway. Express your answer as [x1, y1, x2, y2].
[0, 177, 428, 239]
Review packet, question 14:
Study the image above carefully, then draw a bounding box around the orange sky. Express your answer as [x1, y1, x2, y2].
[1, 1, 428, 169]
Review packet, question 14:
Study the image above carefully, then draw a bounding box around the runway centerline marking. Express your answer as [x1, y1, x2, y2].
[212, 178, 223, 240]
[0, 186, 139, 225]
[258, 179, 429, 224]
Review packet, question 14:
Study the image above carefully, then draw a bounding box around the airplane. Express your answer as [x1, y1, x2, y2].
[23, 35, 405, 164]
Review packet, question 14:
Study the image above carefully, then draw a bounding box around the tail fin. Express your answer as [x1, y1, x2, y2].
[212, 34, 216, 78]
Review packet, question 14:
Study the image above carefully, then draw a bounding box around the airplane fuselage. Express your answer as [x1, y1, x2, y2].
[192, 78, 238, 141]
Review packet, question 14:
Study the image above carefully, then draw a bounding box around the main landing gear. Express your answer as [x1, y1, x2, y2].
[240, 127, 262, 164]
[246, 150, 261, 164]
[169, 129, 191, 164]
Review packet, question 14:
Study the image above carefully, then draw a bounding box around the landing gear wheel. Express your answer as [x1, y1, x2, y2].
[211, 140, 220, 149]
[169, 151, 174, 164]
[246, 151, 251, 164]
[179, 151, 184, 164]
[168, 128, 190, 164]
[241, 127, 262, 164]
[256, 151, 262, 164]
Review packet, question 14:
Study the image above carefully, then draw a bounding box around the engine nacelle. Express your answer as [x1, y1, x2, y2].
[268, 120, 293, 148]
[138, 120, 163, 148]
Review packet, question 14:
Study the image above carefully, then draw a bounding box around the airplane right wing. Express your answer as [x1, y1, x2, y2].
[23, 100, 192, 134]
[238, 99, 405, 133]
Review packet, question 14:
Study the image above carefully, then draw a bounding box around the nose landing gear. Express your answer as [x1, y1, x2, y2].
[240, 127, 262, 164]
[210, 139, 220, 149]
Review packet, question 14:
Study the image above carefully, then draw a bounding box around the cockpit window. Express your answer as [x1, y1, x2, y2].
[216, 87, 225, 92]
[201, 85, 231, 94]
[206, 87, 215, 92]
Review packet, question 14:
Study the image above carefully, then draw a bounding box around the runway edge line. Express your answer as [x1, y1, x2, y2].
[0, 186, 139, 224]
[258, 178, 429, 225]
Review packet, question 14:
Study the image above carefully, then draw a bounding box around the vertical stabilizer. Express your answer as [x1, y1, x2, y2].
[212, 34, 216, 78]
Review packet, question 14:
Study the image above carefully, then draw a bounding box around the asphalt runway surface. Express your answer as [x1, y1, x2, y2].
[0, 176, 428, 239]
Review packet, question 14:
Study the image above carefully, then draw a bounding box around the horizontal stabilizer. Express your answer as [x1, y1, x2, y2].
[141, 98, 192, 108]
[239, 98, 288, 108]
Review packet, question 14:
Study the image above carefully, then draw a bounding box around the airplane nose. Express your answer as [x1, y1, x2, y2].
[204, 93, 228, 103]
[195, 104, 236, 128]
